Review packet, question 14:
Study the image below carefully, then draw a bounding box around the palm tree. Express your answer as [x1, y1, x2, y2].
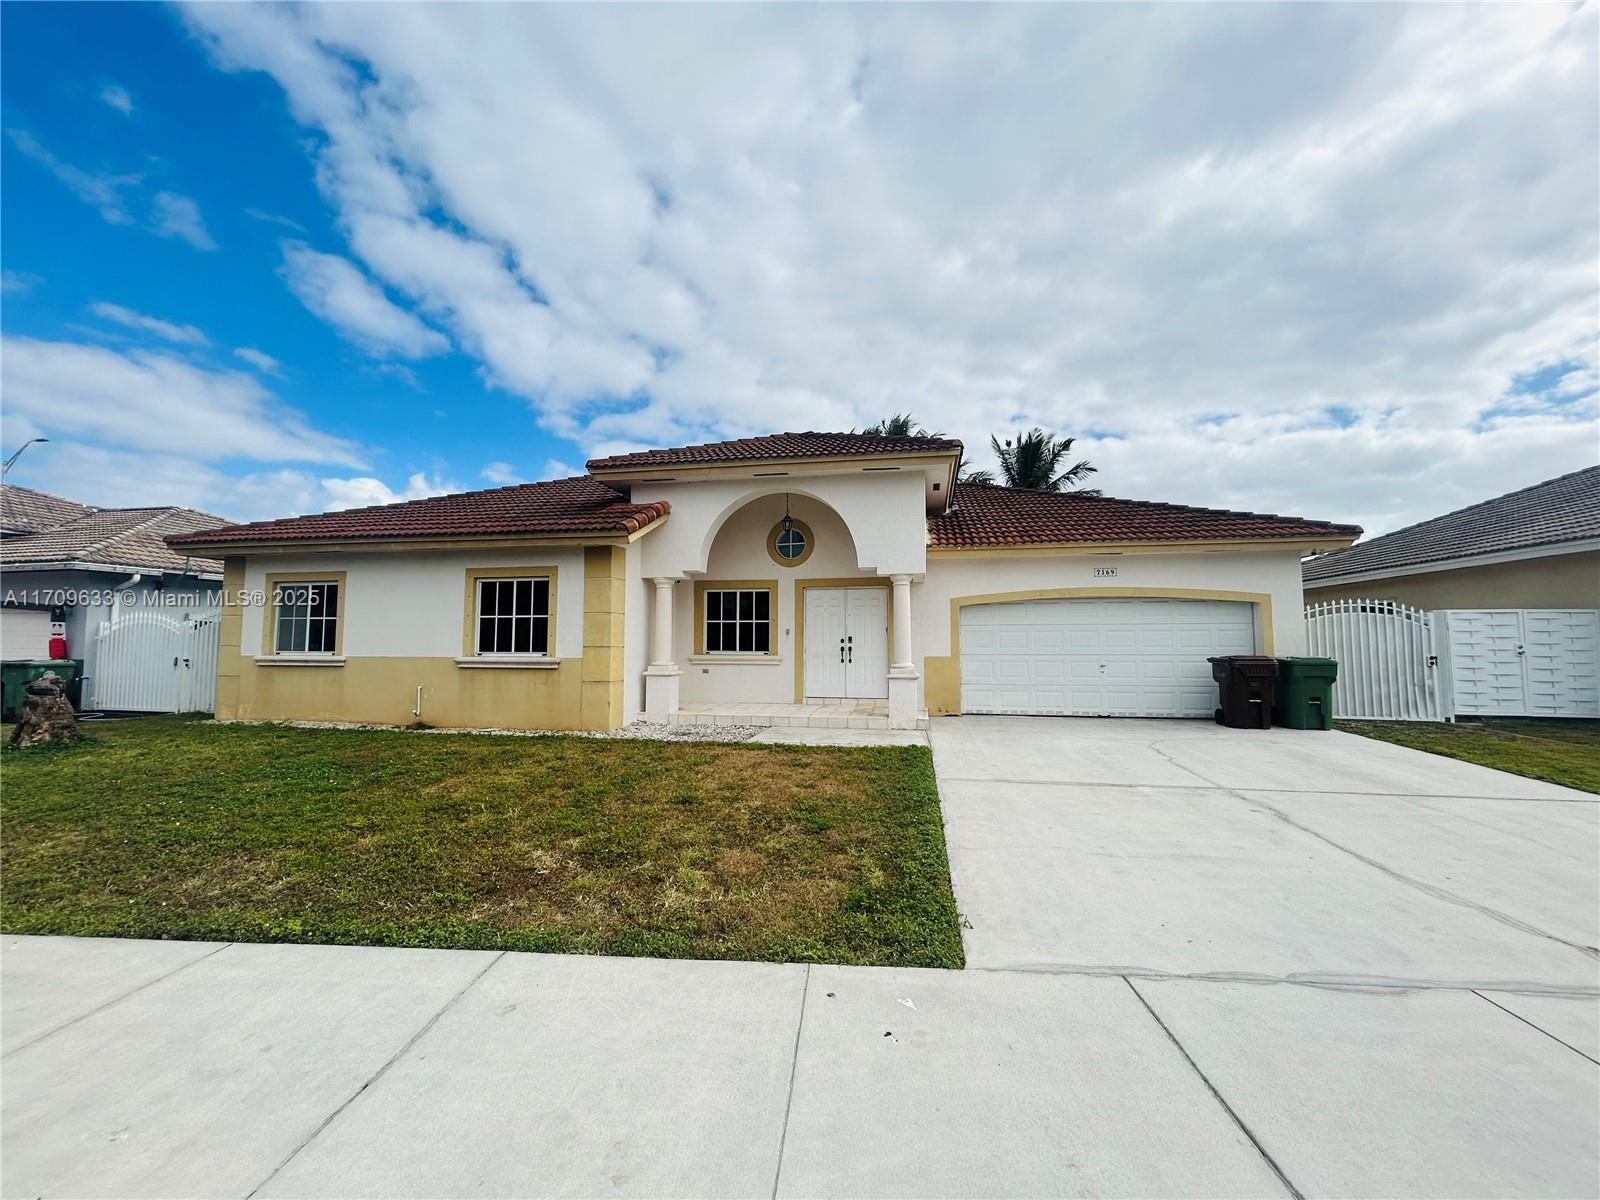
[858, 413, 938, 438]
[962, 428, 1098, 493]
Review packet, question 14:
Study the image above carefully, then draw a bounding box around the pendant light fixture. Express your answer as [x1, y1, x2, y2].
[782, 493, 793, 535]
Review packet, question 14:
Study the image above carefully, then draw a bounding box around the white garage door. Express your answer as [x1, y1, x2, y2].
[960, 597, 1256, 717]
[1, 608, 52, 660]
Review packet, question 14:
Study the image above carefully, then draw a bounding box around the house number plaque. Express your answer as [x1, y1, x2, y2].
[1092, 567, 1118, 578]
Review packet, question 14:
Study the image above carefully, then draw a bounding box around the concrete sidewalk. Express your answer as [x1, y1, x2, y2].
[4, 932, 1597, 1199]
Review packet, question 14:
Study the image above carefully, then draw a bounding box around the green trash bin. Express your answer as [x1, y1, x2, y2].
[2, 660, 82, 721]
[1274, 657, 1337, 730]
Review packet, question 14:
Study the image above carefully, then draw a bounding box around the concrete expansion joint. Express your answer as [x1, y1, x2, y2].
[1, 940, 236, 1061]
[970, 963, 1600, 999]
[243, 949, 509, 1200]
[1123, 976, 1305, 1200]
[770, 962, 811, 1200]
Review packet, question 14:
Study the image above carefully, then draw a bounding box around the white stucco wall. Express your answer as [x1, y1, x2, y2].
[239, 547, 586, 660]
[633, 472, 929, 577]
[669, 492, 882, 704]
[914, 547, 1309, 666]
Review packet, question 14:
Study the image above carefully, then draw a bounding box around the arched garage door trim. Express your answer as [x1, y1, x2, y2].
[924, 587, 1275, 716]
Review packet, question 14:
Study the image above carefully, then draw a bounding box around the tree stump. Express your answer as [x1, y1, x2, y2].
[9, 673, 79, 748]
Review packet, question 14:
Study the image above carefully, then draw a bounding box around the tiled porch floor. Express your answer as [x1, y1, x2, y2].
[667, 699, 926, 730]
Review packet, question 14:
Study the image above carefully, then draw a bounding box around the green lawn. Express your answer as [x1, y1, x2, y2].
[0, 717, 963, 967]
[1338, 717, 1600, 794]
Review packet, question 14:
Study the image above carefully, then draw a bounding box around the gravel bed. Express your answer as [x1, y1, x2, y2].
[214, 717, 763, 743]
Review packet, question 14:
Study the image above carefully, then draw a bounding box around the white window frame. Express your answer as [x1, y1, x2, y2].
[473, 575, 552, 657]
[702, 587, 773, 655]
[273, 580, 340, 655]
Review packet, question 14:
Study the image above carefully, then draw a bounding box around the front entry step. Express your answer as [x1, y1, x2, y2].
[667, 699, 928, 730]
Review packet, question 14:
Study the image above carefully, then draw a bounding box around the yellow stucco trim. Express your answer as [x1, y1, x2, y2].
[225, 653, 584, 729]
[925, 586, 1275, 716]
[927, 536, 1353, 558]
[215, 556, 246, 719]
[460, 566, 558, 659]
[765, 517, 816, 568]
[580, 545, 627, 731]
[792, 576, 893, 703]
[692, 579, 779, 656]
[261, 571, 348, 658]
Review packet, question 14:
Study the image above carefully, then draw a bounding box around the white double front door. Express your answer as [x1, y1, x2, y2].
[804, 587, 889, 699]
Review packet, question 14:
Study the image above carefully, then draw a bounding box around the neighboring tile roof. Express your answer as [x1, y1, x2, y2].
[166, 476, 670, 548]
[1303, 466, 1600, 583]
[587, 431, 962, 471]
[1, 506, 226, 574]
[0, 484, 95, 536]
[930, 482, 1361, 548]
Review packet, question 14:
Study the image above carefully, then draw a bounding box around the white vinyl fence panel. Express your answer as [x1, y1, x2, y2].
[1443, 609, 1600, 719]
[1304, 600, 1447, 721]
[91, 608, 221, 713]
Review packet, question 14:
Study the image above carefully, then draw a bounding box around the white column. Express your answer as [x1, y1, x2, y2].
[649, 577, 675, 668]
[886, 573, 920, 728]
[889, 574, 915, 671]
[644, 577, 681, 721]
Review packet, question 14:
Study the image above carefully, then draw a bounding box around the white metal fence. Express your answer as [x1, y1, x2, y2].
[1304, 600, 1448, 721]
[1305, 601, 1600, 721]
[1441, 608, 1600, 719]
[91, 609, 221, 713]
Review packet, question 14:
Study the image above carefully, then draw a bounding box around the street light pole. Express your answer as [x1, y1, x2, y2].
[2, 437, 50, 478]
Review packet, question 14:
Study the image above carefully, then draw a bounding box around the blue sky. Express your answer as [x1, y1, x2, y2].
[2, 3, 1596, 533]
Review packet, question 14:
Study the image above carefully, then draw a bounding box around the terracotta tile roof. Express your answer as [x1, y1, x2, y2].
[587, 431, 962, 471]
[931, 482, 1361, 548]
[0, 484, 95, 536]
[1303, 466, 1600, 583]
[2, 506, 226, 574]
[166, 476, 669, 549]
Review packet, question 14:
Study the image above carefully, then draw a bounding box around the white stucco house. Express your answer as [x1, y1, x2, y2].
[167, 432, 1360, 730]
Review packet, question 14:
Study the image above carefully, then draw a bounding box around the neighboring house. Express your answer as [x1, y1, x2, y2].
[1303, 467, 1600, 610]
[1, 484, 226, 702]
[167, 432, 1359, 730]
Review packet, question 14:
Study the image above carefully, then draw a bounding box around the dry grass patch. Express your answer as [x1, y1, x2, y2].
[1, 716, 962, 967]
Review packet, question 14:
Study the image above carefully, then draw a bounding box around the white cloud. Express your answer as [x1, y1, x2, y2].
[0, 335, 364, 467]
[245, 206, 307, 233]
[100, 83, 135, 115]
[90, 301, 210, 346]
[183, 4, 1599, 531]
[150, 191, 217, 251]
[279, 240, 449, 358]
[1, 270, 41, 294]
[0, 441, 459, 524]
[321, 471, 458, 511]
[540, 458, 578, 481]
[5, 128, 141, 224]
[6, 129, 219, 251]
[233, 346, 284, 376]
[480, 461, 526, 486]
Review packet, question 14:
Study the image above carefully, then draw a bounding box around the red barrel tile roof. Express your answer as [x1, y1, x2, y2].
[588, 430, 962, 471]
[166, 476, 669, 548]
[930, 482, 1361, 547]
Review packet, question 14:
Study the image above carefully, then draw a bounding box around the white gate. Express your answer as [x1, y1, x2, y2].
[1304, 600, 1448, 721]
[1441, 609, 1600, 718]
[91, 609, 221, 713]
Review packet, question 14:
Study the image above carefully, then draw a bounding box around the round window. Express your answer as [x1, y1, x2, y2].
[768, 518, 814, 566]
[775, 526, 807, 559]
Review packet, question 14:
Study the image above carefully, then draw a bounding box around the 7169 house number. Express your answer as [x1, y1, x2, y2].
[1092, 567, 1118, 578]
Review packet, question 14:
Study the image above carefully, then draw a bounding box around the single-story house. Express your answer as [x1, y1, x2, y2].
[2, 484, 225, 703]
[167, 432, 1360, 730]
[1303, 467, 1600, 611]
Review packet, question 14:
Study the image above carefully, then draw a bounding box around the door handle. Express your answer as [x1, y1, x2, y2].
[839, 639, 845, 663]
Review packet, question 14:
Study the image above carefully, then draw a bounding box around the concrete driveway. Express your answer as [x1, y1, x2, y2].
[3, 718, 1597, 1198]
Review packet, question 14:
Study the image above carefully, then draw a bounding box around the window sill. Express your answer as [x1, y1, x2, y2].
[454, 656, 562, 670]
[687, 654, 784, 666]
[255, 655, 345, 667]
